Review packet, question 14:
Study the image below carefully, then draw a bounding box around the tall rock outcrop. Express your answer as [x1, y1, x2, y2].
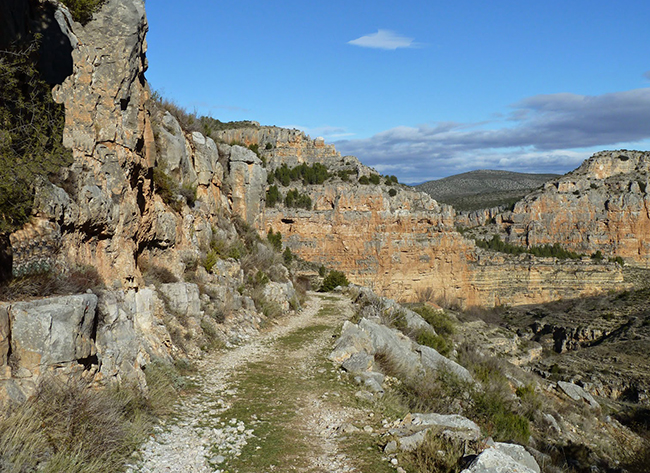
[1, 0, 292, 406]
[468, 150, 650, 267]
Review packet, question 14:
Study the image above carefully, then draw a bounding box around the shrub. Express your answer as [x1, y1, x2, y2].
[318, 265, 327, 277]
[141, 263, 179, 286]
[591, 250, 603, 261]
[284, 189, 312, 210]
[60, 0, 106, 24]
[475, 235, 583, 260]
[416, 329, 452, 356]
[0, 265, 103, 300]
[358, 176, 370, 185]
[413, 306, 455, 337]
[179, 183, 197, 207]
[369, 174, 381, 185]
[401, 430, 467, 473]
[267, 227, 282, 251]
[283, 247, 293, 265]
[265, 142, 273, 150]
[388, 188, 397, 197]
[0, 367, 185, 473]
[320, 270, 349, 292]
[0, 40, 73, 233]
[203, 250, 218, 273]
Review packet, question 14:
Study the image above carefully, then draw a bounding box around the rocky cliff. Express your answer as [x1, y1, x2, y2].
[0, 0, 295, 407]
[458, 150, 650, 267]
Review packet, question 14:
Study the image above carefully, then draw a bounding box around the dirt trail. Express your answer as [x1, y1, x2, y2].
[128, 292, 386, 473]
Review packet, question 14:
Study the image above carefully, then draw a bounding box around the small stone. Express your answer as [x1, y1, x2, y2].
[212, 455, 225, 464]
[363, 425, 374, 433]
[355, 390, 374, 402]
[384, 440, 398, 454]
[391, 458, 399, 465]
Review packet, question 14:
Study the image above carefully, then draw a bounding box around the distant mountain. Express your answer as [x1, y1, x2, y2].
[415, 169, 559, 211]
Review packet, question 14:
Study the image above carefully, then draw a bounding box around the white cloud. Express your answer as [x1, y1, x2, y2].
[348, 29, 416, 50]
[335, 87, 650, 183]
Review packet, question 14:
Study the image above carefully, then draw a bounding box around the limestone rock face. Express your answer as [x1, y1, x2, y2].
[481, 150, 650, 266]
[214, 126, 342, 171]
[7, 294, 97, 375]
[225, 145, 267, 227]
[265, 181, 624, 306]
[96, 288, 171, 386]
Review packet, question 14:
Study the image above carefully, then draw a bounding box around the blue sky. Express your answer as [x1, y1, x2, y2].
[145, 0, 650, 183]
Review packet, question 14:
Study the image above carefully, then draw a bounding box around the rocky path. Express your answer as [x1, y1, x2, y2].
[127, 292, 389, 473]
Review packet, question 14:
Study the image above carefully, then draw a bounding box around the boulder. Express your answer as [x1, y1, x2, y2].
[9, 294, 98, 374]
[329, 321, 373, 363]
[96, 288, 172, 384]
[557, 381, 599, 408]
[462, 443, 540, 473]
[227, 145, 267, 226]
[389, 412, 481, 452]
[358, 318, 421, 376]
[418, 345, 473, 383]
[262, 281, 296, 312]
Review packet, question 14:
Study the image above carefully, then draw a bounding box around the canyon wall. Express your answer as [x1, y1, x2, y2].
[458, 150, 650, 267]
[263, 181, 624, 306]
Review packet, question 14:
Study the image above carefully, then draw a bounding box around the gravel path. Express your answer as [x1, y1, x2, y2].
[127, 292, 365, 473]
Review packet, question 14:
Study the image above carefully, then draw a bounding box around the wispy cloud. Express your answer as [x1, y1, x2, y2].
[348, 29, 417, 50]
[644, 70, 650, 81]
[335, 87, 650, 183]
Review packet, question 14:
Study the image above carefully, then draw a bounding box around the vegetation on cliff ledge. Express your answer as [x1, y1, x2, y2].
[475, 235, 584, 260]
[60, 0, 106, 25]
[0, 39, 73, 233]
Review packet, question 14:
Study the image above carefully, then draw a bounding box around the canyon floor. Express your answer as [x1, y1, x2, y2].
[128, 292, 394, 473]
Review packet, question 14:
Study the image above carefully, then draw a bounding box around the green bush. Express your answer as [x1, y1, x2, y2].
[60, 0, 106, 25]
[358, 176, 370, 185]
[369, 174, 381, 185]
[266, 185, 280, 207]
[153, 169, 195, 212]
[320, 270, 349, 291]
[283, 247, 293, 265]
[470, 388, 530, 443]
[265, 142, 273, 150]
[0, 40, 73, 233]
[267, 228, 282, 251]
[591, 250, 603, 261]
[475, 235, 583, 260]
[268, 162, 330, 186]
[388, 188, 397, 197]
[413, 306, 455, 337]
[203, 250, 218, 273]
[284, 189, 312, 210]
[416, 329, 451, 356]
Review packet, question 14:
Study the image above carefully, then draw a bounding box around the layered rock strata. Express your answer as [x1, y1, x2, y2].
[265, 182, 624, 306]
[461, 150, 650, 266]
